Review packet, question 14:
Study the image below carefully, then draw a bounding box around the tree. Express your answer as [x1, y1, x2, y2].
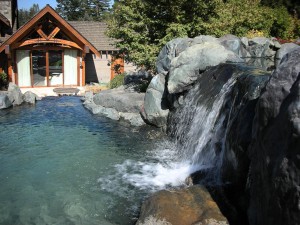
[56, 0, 110, 21]
[18, 4, 40, 26]
[107, 0, 300, 71]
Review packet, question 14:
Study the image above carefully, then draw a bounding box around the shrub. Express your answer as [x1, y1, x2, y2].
[108, 73, 126, 89]
[0, 72, 8, 89]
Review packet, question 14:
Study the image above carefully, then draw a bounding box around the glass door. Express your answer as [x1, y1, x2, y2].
[32, 50, 47, 87]
[49, 50, 63, 86]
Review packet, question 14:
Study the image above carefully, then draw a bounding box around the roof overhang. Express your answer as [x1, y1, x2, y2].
[0, 5, 100, 57]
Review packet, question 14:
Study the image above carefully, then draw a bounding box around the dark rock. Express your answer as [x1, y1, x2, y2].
[275, 43, 300, 61]
[248, 49, 300, 225]
[168, 42, 243, 94]
[0, 94, 12, 109]
[7, 82, 23, 106]
[142, 74, 169, 128]
[136, 185, 229, 225]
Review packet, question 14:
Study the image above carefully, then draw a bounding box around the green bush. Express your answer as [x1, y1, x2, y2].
[108, 73, 126, 89]
[0, 72, 8, 89]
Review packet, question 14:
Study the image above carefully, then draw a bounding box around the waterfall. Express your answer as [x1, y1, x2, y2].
[169, 73, 237, 183]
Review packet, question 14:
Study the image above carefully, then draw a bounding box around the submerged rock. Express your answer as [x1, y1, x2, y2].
[136, 185, 228, 225]
[248, 49, 300, 225]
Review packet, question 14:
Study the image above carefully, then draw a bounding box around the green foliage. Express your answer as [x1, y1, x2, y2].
[56, 0, 110, 21]
[108, 73, 126, 89]
[108, 0, 300, 71]
[18, 4, 40, 26]
[0, 72, 8, 89]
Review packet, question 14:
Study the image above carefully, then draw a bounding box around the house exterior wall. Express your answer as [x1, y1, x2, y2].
[85, 53, 138, 84]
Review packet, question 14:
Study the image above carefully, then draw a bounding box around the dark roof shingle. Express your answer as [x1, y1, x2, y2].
[68, 21, 118, 51]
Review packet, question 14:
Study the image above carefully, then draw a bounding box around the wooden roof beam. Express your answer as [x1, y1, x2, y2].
[48, 27, 60, 39]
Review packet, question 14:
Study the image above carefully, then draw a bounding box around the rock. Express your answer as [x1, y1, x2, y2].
[23, 91, 39, 104]
[248, 49, 300, 225]
[84, 102, 120, 120]
[219, 34, 249, 58]
[168, 42, 243, 94]
[156, 38, 192, 75]
[119, 112, 145, 126]
[82, 91, 94, 103]
[275, 43, 300, 61]
[142, 74, 169, 127]
[0, 94, 12, 109]
[93, 88, 144, 114]
[7, 82, 23, 105]
[247, 37, 276, 58]
[136, 185, 229, 225]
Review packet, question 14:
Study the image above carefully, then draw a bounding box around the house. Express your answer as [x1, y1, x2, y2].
[0, 2, 135, 92]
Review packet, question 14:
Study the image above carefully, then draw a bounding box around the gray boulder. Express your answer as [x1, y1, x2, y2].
[142, 74, 169, 128]
[168, 42, 243, 94]
[156, 38, 191, 75]
[119, 112, 145, 127]
[136, 185, 228, 225]
[248, 49, 300, 225]
[219, 34, 250, 57]
[247, 37, 276, 58]
[275, 43, 300, 61]
[84, 102, 120, 121]
[0, 94, 12, 109]
[23, 91, 40, 104]
[93, 88, 144, 113]
[7, 82, 23, 106]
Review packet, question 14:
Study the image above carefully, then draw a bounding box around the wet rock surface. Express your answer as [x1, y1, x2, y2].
[136, 185, 228, 225]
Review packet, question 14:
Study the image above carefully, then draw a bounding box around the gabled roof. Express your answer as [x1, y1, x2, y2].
[0, 5, 100, 56]
[68, 21, 118, 51]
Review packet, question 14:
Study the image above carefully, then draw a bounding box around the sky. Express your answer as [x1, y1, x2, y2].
[18, 0, 114, 10]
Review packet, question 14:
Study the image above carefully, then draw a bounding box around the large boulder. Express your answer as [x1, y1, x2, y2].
[275, 43, 300, 61]
[168, 42, 243, 94]
[7, 82, 23, 106]
[136, 185, 228, 225]
[23, 91, 40, 104]
[247, 37, 276, 58]
[142, 74, 169, 128]
[218, 34, 249, 58]
[0, 93, 12, 109]
[93, 87, 144, 113]
[156, 38, 192, 75]
[247, 49, 300, 225]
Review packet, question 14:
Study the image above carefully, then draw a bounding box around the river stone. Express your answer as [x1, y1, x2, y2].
[168, 42, 243, 94]
[0, 94, 12, 109]
[93, 88, 144, 113]
[248, 49, 300, 225]
[23, 91, 40, 104]
[275, 43, 300, 61]
[136, 185, 228, 225]
[7, 82, 23, 106]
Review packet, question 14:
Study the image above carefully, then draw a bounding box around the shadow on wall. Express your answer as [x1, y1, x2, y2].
[85, 53, 98, 83]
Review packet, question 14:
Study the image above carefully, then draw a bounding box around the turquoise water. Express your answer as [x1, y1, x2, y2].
[0, 97, 158, 225]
